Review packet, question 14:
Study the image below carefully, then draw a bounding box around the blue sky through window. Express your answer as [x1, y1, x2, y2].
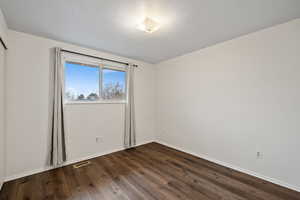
[103, 68, 126, 91]
[65, 62, 99, 97]
[65, 62, 126, 100]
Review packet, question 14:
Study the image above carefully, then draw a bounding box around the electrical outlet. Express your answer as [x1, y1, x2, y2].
[96, 137, 103, 143]
[256, 151, 263, 159]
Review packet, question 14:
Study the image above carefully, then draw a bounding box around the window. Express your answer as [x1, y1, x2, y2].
[65, 62, 100, 102]
[63, 57, 127, 103]
[102, 68, 126, 100]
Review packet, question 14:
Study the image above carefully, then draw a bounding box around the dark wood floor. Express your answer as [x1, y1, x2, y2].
[0, 142, 299, 200]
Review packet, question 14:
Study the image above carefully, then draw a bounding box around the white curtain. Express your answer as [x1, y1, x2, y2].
[50, 47, 67, 166]
[124, 64, 136, 149]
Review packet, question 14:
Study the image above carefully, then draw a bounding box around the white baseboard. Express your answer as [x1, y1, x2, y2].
[5, 140, 154, 182]
[156, 141, 300, 193]
[8, 139, 298, 193]
[5, 166, 53, 182]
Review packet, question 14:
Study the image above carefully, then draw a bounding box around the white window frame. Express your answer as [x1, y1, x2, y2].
[62, 53, 127, 105]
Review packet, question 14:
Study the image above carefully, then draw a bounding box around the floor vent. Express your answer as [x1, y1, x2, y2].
[73, 161, 91, 169]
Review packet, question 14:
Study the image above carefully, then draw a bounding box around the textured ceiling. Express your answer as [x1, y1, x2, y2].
[0, 0, 300, 63]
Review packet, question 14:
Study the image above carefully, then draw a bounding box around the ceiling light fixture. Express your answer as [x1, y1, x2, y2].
[137, 17, 160, 33]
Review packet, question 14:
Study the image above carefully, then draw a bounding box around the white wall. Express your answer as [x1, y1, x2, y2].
[156, 19, 300, 191]
[5, 30, 156, 180]
[0, 38, 5, 191]
[0, 8, 8, 46]
[0, 8, 7, 190]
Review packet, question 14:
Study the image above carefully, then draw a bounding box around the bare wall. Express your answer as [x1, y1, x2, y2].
[0, 8, 7, 190]
[156, 19, 300, 190]
[5, 30, 156, 180]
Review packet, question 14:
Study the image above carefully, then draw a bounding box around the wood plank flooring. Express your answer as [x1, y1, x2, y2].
[0, 142, 299, 200]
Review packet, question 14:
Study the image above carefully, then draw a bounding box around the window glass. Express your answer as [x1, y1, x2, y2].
[102, 68, 126, 100]
[65, 62, 100, 102]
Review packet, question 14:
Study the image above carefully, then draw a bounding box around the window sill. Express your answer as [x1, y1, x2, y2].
[64, 101, 127, 105]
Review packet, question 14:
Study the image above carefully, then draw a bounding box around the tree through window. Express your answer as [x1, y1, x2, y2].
[64, 61, 126, 103]
[102, 68, 126, 100]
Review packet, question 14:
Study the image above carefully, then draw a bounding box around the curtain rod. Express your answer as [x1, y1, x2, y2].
[61, 49, 138, 67]
[0, 37, 7, 50]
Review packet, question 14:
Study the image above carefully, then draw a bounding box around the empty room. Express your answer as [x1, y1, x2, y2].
[0, 0, 300, 199]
